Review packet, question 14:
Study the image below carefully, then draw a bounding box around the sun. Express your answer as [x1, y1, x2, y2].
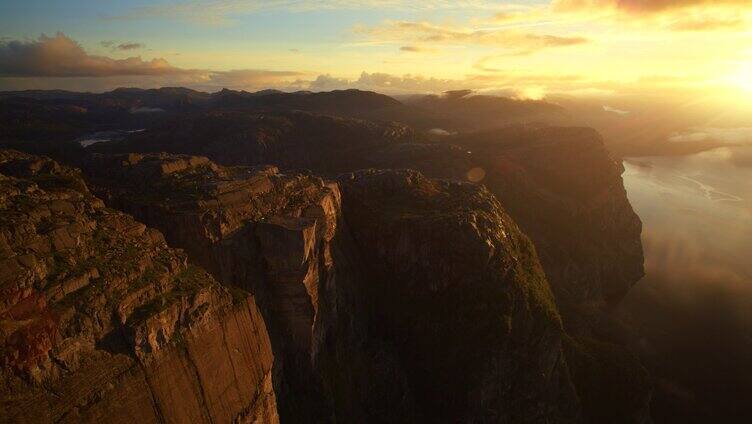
[728, 62, 752, 92]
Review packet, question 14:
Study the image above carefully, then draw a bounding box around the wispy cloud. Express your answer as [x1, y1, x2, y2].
[553, 0, 751, 15]
[399, 45, 426, 53]
[669, 16, 745, 31]
[551, 0, 752, 31]
[358, 20, 587, 55]
[112, 0, 510, 26]
[481, 0, 752, 33]
[100, 41, 146, 51]
[116, 42, 146, 51]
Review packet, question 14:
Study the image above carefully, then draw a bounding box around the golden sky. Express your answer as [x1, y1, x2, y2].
[0, 0, 750, 107]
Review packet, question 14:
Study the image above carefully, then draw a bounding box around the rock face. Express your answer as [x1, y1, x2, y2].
[452, 126, 644, 310]
[78, 152, 582, 422]
[338, 169, 579, 423]
[98, 112, 643, 318]
[448, 127, 650, 422]
[81, 152, 381, 422]
[0, 95, 649, 423]
[0, 150, 277, 423]
[88, 112, 647, 422]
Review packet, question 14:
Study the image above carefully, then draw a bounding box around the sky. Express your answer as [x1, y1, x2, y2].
[1, 0, 751, 105]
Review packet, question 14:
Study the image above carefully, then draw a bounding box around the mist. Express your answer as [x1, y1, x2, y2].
[618, 148, 752, 422]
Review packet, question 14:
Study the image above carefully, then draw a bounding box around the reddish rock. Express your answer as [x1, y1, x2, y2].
[0, 150, 278, 423]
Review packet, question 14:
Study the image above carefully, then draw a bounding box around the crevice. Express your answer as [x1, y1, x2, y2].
[183, 343, 216, 424]
[138, 363, 168, 424]
[218, 312, 244, 404]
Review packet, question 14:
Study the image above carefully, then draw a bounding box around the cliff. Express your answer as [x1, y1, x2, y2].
[449, 126, 644, 307]
[0, 94, 649, 422]
[0, 150, 277, 423]
[92, 112, 643, 318]
[81, 152, 397, 422]
[78, 152, 581, 422]
[86, 111, 648, 422]
[338, 169, 579, 422]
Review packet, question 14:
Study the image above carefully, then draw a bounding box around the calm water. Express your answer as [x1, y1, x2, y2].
[623, 146, 752, 287]
[619, 145, 752, 420]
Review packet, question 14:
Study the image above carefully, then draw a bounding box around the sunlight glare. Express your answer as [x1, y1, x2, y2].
[730, 62, 752, 93]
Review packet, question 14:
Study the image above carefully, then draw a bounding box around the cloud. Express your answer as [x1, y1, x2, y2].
[603, 105, 630, 115]
[553, 0, 751, 14]
[307, 74, 352, 90]
[488, 1, 752, 33]
[204, 69, 304, 88]
[359, 20, 588, 55]
[668, 127, 752, 144]
[114, 1, 511, 26]
[116, 42, 145, 51]
[668, 16, 745, 31]
[0, 33, 191, 77]
[308, 71, 471, 93]
[400, 45, 425, 52]
[304, 70, 587, 97]
[0, 33, 309, 92]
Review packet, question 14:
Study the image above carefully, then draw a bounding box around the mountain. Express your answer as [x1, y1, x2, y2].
[0, 88, 570, 145]
[86, 109, 649, 422]
[397, 90, 571, 131]
[210, 88, 401, 114]
[0, 88, 649, 423]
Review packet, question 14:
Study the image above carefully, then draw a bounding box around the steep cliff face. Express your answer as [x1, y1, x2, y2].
[338, 169, 579, 423]
[80, 152, 390, 422]
[87, 113, 647, 422]
[453, 126, 644, 311]
[77, 152, 584, 422]
[0, 150, 277, 423]
[0, 86, 654, 423]
[364, 128, 650, 422]
[449, 127, 650, 423]
[89, 113, 643, 315]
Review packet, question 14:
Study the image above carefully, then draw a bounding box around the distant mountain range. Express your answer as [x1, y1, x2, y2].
[0, 87, 571, 143]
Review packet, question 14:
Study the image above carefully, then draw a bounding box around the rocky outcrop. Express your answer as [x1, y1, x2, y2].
[452, 126, 644, 311]
[81, 152, 384, 422]
[357, 127, 650, 422]
[87, 113, 643, 317]
[0, 150, 277, 423]
[0, 87, 651, 422]
[449, 127, 650, 422]
[78, 152, 584, 422]
[338, 169, 579, 423]
[87, 112, 647, 422]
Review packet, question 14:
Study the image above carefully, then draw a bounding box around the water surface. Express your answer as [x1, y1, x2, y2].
[619, 145, 752, 421]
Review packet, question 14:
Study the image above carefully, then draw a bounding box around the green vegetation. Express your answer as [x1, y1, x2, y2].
[227, 285, 250, 306]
